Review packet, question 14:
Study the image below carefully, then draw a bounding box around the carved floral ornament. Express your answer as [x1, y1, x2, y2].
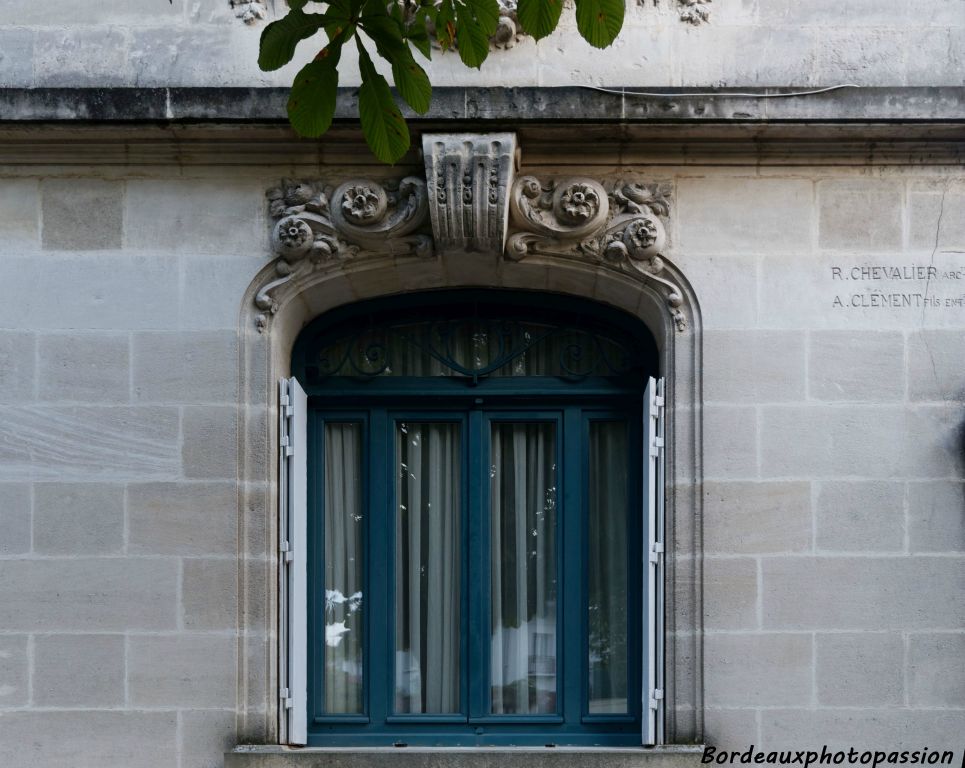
[255, 137, 687, 333]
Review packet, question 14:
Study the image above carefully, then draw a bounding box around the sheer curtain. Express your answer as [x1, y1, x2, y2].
[394, 422, 461, 713]
[490, 422, 558, 715]
[323, 423, 364, 713]
[587, 420, 629, 713]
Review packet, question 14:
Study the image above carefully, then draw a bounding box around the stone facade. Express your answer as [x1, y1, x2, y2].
[0, 1, 963, 766]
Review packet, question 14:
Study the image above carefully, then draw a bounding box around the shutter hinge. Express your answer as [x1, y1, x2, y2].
[280, 540, 294, 563]
[649, 541, 664, 564]
[649, 689, 664, 710]
[280, 433, 293, 456]
[280, 687, 293, 709]
[649, 435, 664, 457]
[654, 395, 664, 408]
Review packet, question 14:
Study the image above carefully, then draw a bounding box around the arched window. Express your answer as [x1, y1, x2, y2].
[283, 290, 664, 746]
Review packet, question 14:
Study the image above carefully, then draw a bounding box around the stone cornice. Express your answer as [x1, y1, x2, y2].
[2, 86, 964, 125]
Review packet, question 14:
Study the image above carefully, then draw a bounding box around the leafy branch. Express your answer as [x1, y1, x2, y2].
[259, 0, 625, 163]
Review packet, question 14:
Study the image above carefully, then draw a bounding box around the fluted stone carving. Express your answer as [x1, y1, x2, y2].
[506, 176, 687, 330]
[422, 133, 518, 256]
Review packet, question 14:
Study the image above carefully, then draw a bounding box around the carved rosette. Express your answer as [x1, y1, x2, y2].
[507, 177, 687, 330]
[255, 177, 431, 327]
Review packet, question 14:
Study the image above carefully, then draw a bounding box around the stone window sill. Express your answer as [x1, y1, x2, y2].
[225, 745, 705, 768]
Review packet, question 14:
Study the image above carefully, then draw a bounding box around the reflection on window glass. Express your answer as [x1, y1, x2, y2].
[394, 422, 462, 714]
[323, 423, 364, 714]
[587, 421, 629, 714]
[490, 422, 558, 715]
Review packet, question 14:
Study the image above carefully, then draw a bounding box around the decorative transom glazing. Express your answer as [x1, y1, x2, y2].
[301, 314, 642, 384]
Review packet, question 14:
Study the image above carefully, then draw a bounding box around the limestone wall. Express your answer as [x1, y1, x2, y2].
[0, 0, 962, 89]
[0, 155, 962, 766]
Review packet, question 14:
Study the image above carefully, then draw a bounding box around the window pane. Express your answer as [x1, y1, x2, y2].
[490, 422, 558, 715]
[394, 422, 462, 714]
[323, 423, 364, 714]
[587, 421, 629, 714]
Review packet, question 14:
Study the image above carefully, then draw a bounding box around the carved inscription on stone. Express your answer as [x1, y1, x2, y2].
[830, 263, 965, 310]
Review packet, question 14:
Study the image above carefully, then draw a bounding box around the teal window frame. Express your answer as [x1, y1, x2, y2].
[294, 291, 657, 746]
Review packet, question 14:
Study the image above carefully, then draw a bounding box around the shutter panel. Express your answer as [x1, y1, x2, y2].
[643, 376, 665, 745]
[279, 377, 308, 745]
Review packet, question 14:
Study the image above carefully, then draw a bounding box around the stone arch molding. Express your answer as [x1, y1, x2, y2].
[254, 132, 690, 335]
[237, 132, 704, 746]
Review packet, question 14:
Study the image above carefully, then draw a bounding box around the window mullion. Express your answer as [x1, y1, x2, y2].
[467, 408, 485, 721]
[561, 406, 583, 727]
[368, 408, 389, 726]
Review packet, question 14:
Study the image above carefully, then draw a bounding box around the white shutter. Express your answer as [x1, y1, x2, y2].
[643, 376, 665, 745]
[279, 377, 308, 746]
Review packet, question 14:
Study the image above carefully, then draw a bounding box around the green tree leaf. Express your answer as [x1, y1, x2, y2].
[405, 12, 433, 60]
[259, 8, 333, 71]
[454, 0, 499, 68]
[287, 0, 309, 9]
[287, 47, 341, 137]
[361, 14, 432, 114]
[357, 40, 411, 163]
[434, 0, 457, 51]
[574, 0, 624, 48]
[516, 0, 563, 41]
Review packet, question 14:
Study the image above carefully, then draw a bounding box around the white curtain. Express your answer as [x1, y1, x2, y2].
[323, 423, 364, 713]
[490, 422, 558, 714]
[587, 421, 629, 713]
[394, 422, 461, 713]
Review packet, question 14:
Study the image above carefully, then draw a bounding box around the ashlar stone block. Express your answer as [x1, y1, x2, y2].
[0, 711, 177, 768]
[0, 332, 35, 403]
[129, 634, 237, 708]
[181, 709, 237, 768]
[0, 483, 31, 555]
[908, 189, 965, 253]
[41, 179, 123, 251]
[808, 331, 904, 401]
[133, 330, 238, 403]
[677, 177, 814, 255]
[818, 179, 903, 252]
[0, 405, 180, 481]
[704, 481, 812, 554]
[182, 558, 238, 630]
[0, 635, 29, 708]
[761, 709, 965, 752]
[0, 253, 180, 331]
[704, 330, 806, 404]
[182, 406, 239, 480]
[906, 330, 965, 402]
[125, 179, 265, 255]
[703, 406, 758, 480]
[33, 634, 125, 707]
[704, 633, 812, 707]
[128, 482, 238, 556]
[908, 481, 965, 553]
[908, 632, 965, 707]
[0, 558, 178, 631]
[703, 558, 758, 630]
[33, 482, 124, 555]
[0, 179, 39, 247]
[762, 556, 965, 631]
[815, 481, 904, 552]
[37, 333, 130, 403]
[815, 632, 903, 706]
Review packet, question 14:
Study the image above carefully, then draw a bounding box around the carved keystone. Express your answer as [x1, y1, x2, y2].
[422, 133, 518, 257]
